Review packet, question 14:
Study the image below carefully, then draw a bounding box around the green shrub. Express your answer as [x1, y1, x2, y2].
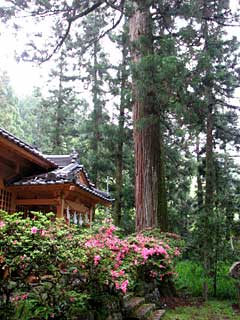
[0, 211, 180, 319]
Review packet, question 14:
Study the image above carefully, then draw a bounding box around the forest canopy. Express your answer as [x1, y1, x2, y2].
[0, 0, 240, 300]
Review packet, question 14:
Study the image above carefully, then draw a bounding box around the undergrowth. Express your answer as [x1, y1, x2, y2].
[175, 260, 237, 299]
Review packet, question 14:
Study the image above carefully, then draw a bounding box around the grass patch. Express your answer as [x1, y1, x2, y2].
[175, 260, 237, 299]
[163, 300, 239, 320]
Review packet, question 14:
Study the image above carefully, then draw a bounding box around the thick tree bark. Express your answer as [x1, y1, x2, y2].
[129, 1, 168, 232]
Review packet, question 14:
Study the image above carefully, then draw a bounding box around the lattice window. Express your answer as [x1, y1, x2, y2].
[0, 188, 12, 212]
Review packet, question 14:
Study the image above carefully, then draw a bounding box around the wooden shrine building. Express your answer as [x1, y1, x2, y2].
[0, 127, 112, 225]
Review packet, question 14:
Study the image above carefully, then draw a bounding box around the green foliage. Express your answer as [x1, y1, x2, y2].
[0, 69, 22, 136]
[0, 0, 239, 293]
[0, 211, 180, 319]
[175, 260, 236, 299]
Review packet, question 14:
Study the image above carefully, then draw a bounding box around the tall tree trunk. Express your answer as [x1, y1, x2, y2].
[201, 0, 216, 300]
[196, 136, 203, 210]
[158, 126, 168, 229]
[91, 40, 99, 222]
[129, 1, 168, 232]
[53, 53, 64, 153]
[203, 103, 215, 301]
[114, 25, 128, 226]
[90, 13, 102, 221]
[205, 105, 214, 220]
[91, 31, 101, 185]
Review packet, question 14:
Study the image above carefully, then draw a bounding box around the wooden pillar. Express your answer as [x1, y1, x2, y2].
[89, 206, 94, 227]
[56, 198, 64, 219]
[10, 192, 16, 213]
[0, 178, 4, 188]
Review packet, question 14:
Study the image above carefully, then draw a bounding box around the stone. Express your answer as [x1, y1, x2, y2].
[229, 262, 240, 279]
[124, 297, 145, 311]
[148, 309, 166, 320]
[106, 312, 123, 320]
[133, 303, 155, 319]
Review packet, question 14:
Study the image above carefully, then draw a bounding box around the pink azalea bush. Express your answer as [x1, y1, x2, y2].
[0, 210, 181, 319]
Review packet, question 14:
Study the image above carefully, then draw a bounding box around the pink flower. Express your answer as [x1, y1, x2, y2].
[115, 279, 129, 294]
[119, 270, 125, 276]
[40, 229, 46, 236]
[120, 280, 129, 294]
[150, 271, 158, 278]
[0, 220, 5, 228]
[13, 240, 18, 245]
[156, 246, 167, 256]
[111, 270, 125, 278]
[94, 255, 101, 266]
[174, 248, 180, 256]
[69, 297, 75, 302]
[21, 293, 28, 300]
[111, 270, 119, 278]
[72, 268, 78, 273]
[31, 226, 38, 234]
[106, 225, 116, 236]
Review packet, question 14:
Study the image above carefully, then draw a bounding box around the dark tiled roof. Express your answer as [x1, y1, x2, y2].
[0, 127, 57, 169]
[10, 162, 113, 203]
[0, 126, 112, 203]
[44, 155, 72, 168]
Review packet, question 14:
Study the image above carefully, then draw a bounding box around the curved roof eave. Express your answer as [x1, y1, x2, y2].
[0, 127, 57, 170]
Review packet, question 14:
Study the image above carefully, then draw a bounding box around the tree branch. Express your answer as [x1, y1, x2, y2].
[105, 0, 125, 13]
[68, 1, 104, 23]
[39, 1, 106, 62]
[40, 19, 72, 63]
[216, 100, 240, 111]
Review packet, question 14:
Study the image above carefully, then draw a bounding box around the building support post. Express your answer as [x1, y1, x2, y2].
[56, 198, 64, 219]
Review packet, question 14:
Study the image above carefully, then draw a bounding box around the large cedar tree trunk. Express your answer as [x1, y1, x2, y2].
[129, 1, 168, 232]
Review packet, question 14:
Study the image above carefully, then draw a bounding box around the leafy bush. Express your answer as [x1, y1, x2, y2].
[0, 211, 180, 319]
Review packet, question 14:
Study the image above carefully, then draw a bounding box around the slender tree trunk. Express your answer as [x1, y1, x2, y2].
[90, 40, 99, 222]
[196, 136, 203, 210]
[203, 103, 215, 301]
[114, 25, 128, 226]
[201, 0, 216, 300]
[129, 1, 168, 232]
[53, 54, 64, 153]
[205, 106, 214, 219]
[91, 32, 101, 185]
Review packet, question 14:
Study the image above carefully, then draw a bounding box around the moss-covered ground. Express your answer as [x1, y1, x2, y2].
[163, 300, 239, 320]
